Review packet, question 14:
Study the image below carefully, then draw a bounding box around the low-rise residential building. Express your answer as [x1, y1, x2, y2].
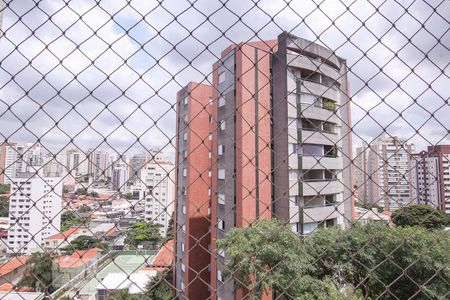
[52, 248, 104, 289]
[0, 256, 29, 286]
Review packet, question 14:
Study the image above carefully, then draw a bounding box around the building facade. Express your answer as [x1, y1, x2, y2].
[411, 145, 450, 213]
[140, 160, 174, 237]
[175, 33, 353, 300]
[174, 82, 213, 300]
[0, 142, 43, 184]
[364, 135, 415, 211]
[7, 172, 63, 255]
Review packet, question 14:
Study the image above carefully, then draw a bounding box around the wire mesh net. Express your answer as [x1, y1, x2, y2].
[0, 0, 448, 299]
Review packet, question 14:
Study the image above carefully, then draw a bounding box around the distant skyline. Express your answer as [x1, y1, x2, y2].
[0, 0, 448, 158]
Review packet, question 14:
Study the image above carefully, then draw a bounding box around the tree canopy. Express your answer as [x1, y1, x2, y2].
[146, 268, 174, 300]
[17, 252, 55, 294]
[125, 221, 162, 249]
[218, 219, 450, 299]
[392, 204, 450, 229]
[63, 235, 107, 253]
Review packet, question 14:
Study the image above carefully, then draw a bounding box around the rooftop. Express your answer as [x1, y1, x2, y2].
[0, 256, 29, 276]
[54, 248, 103, 269]
[47, 227, 79, 240]
[142, 240, 174, 271]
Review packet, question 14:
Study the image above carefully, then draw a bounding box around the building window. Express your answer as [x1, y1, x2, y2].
[218, 194, 225, 205]
[218, 96, 226, 107]
[182, 205, 186, 214]
[288, 143, 299, 155]
[218, 249, 225, 257]
[182, 169, 187, 177]
[218, 145, 225, 156]
[218, 219, 225, 230]
[183, 96, 188, 105]
[219, 120, 225, 131]
[303, 222, 318, 235]
[183, 132, 187, 141]
[218, 270, 223, 282]
[181, 243, 185, 252]
[181, 263, 186, 272]
[218, 169, 225, 180]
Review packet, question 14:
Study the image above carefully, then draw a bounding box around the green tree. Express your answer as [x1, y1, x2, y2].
[164, 213, 174, 243]
[0, 184, 10, 194]
[0, 196, 9, 217]
[17, 252, 54, 294]
[75, 188, 87, 195]
[146, 269, 174, 300]
[106, 289, 142, 300]
[392, 204, 450, 229]
[125, 221, 162, 249]
[217, 219, 313, 299]
[78, 204, 92, 213]
[60, 210, 88, 231]
[89, 191, 99, 198]
[63, 235, 107, 253]
[123, 192, 133, 200]
[219, 220, 450, 300]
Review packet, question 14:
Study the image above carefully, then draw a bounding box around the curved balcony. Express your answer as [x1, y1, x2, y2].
[299, 129, 339, 146]
[301, 155, 342, 170]
[302, 179, 342, 196]
[287, 53, 341, 82]
[289, 203, 342, 223]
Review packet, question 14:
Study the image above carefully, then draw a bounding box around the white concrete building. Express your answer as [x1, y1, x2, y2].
[358, 135, 415, 211]
[7, 172, 63, 255]
[111, 155, 129, 192]
[272, 33, 353, 234]
[0, 142, 43, 184]
[140, 161, 174, 236]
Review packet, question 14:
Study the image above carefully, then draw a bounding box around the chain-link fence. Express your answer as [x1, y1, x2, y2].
[0, 0, 448, 299]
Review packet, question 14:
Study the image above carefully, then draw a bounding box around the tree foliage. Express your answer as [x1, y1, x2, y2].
[146, 268, 174, 300]
[125, 221, 162, 249]
[218, 219, 450, 299]
[17, 252, 54, 294]
[106, 289, 142, 300]
[61, 210, 87, 231]
[0, 196, 9, 217]
[392, 204, 450, 229]
[78, 204, 92, 213]
[0, 184, 10, 194]
[63, 235, 107, 253]
[216, 219, 313, 299]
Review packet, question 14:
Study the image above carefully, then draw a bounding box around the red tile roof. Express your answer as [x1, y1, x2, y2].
[47, 227, 79, 240]
[54, 248, 103, 269]
[0, 283, 33, 292]
[142, 240, 174, 271]
[0, 256, 29, 277]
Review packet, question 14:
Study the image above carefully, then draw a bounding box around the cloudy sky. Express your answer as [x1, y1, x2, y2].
[0, 0, 448, 159]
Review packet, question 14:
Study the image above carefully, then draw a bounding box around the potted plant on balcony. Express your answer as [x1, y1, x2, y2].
[323, 100, 336, 111]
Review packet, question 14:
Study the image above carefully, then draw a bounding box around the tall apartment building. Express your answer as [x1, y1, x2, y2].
[129, 150, 163, 184]
[411, 145, 450, 213]
[175, 83, 213, 300]
[354, 144, 370, 204]
[140, 160, 175, 236]
[7, 172, 63, 255]
[358, 135, 415, 211]
[88, 149, 111, 181]
[111, 155, 129, 192]
[0, 142, 43, 184]
[66, 149, 89, 180]
[175, 32, 353, 300]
